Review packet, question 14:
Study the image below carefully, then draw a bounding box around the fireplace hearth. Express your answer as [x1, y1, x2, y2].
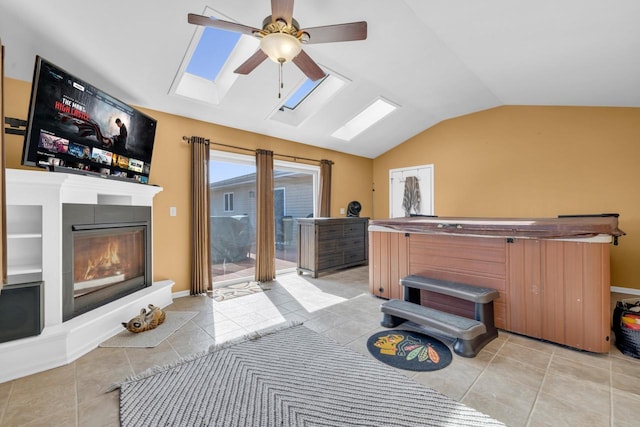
[62, 204, 152, 321]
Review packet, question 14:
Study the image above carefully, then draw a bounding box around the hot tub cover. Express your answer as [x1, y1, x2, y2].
[369, 215, 625, 240]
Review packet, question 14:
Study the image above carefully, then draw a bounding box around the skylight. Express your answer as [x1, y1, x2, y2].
[331, 98, 398, 141]
[269, 70, 349, 127]
[170, 7, 259, 105]
[186, 27, 241, 81]
[281, 76, 327, 110]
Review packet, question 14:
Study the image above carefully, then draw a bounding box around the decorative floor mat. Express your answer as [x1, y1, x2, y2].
[367, 329, 453, 371]
[208, 281, 264, 302]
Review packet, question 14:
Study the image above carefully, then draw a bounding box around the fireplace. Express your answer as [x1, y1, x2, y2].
[62, 204, 152, 321]
[2, 169, 172, 383]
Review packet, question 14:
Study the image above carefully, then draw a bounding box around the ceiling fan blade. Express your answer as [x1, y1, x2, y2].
[301, 21, 367, 44]
[292, 50, 326, 81]
[188, 13, 259, 36]
[271, 0, 295, 25]
[234, 50, 269, 75]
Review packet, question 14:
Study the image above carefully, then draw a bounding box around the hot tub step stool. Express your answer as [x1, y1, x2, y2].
[380, 275, 500, 357]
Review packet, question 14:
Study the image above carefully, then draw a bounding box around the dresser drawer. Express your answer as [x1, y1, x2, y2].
[317, 239, 339, 254]
[317, 224, 344, 240]
[317, 253, 344, 270]
[341, 237, 365, 251]
[343, 222, 366, 237]
[343, 248, 366, 264]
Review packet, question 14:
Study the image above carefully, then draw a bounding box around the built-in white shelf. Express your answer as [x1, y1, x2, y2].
[6, 204, 43, 285]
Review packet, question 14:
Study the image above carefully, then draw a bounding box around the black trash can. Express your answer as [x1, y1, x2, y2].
[613, 299, 640, 359]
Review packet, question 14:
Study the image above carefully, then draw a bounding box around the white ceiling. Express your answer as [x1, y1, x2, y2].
[1, 0, 639, 159]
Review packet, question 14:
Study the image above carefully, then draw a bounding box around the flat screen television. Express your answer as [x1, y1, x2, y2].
[22, 56, 157, 184]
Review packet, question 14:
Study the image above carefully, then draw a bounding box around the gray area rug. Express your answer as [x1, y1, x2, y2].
[100, 311, 198, 348]
[116, 322, 504, 426]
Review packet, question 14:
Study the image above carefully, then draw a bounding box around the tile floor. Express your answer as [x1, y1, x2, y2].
[1, 266, 639, 426]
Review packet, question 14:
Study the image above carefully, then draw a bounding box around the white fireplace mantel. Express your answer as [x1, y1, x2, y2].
[1, 169, 174, 383]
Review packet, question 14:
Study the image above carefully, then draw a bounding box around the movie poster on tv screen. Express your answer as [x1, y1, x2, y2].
[23, 57, 156, 182]
[68, 142, 90, 159]
[38, 131, 69, 154]
[91, 147, 113, 166]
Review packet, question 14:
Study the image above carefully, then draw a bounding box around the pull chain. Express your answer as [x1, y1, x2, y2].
[278, 60, 284, 99]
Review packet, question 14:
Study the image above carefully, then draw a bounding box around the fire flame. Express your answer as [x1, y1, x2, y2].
[84, 239, 121, 280]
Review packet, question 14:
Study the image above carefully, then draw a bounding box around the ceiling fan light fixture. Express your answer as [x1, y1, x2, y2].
[260, 32, 302, 63]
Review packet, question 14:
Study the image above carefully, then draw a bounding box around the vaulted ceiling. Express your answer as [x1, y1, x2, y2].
[1, 0, 639, 158]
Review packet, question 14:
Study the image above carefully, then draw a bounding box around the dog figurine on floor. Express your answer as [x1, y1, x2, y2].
[122, 304, 166, 333]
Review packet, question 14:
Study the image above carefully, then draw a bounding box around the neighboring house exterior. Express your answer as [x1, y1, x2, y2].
[210, 171, 314, 254]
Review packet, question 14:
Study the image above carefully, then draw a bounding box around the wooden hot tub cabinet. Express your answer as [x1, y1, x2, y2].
[369, 216, 624, 353]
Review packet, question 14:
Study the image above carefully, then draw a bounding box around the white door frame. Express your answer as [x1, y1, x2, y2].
[389, 164, 434, 218]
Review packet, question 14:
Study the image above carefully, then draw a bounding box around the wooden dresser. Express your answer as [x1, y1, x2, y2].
[297, 217, 368, 278]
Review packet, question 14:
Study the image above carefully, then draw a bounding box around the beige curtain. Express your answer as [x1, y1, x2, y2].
[318, 159, 333, 217]
[255, 149, 275, 282]
[190, 136, 211, 295]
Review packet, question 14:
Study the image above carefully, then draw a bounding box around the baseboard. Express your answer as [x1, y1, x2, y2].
[611, 286, 640, 296]
[172, 290, 190, 299]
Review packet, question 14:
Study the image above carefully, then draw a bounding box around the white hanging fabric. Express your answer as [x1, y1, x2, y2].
[402, 176, 421, 216]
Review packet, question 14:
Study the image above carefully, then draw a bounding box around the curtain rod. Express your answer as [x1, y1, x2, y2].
[182, 136, 333, 165]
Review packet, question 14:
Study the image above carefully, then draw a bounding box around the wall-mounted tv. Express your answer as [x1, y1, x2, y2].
[22, 56, 157, 184]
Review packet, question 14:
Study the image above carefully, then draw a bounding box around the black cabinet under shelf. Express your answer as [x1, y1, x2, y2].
[0, 281, 44, 343]
[296, 217, 368, 278]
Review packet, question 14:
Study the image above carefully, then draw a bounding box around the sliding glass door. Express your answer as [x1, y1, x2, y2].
[273, 161, 317, 273]
[210, 151, 318, 285]
[210, 152, 256, 284]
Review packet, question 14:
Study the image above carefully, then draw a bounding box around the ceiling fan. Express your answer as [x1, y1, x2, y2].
[187, 0, 367, 83]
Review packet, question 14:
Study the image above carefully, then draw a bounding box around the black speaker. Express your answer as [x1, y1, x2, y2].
[0, 282, 44, 344]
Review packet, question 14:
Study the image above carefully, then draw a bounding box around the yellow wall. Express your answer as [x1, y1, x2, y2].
[7, 75, 639, 290]
[373, 106, 640, 289]
[3, 77, 373, 293]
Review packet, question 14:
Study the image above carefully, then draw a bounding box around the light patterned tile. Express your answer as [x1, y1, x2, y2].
[170, 336, 216, 357]
[506, 333, 555, 354]
[547, 352, 610, 386]
[462, 389, 528, 427]
[201, 319, 244, 339]
[20, 408, 77, 427]
[483, 354, 546, 390]
[78, 390, 120, 427]
[612, 388, 640, 427]
[465, 369, 538, 422]
[124, 340, 181, 374]
[553, 344, 611, 370]
[412, 357, 483, 401]
[528, 391, 610, 427]
[167, 321, 216, 346]
[3, 364, 77, 426]
[495, 340, 552, 370]
[0, 381, 12, 422]
[540, 370, 610, 415]
[612, 370, 640, 397]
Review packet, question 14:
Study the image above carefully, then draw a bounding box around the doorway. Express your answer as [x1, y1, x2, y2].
[209, 151, 319, 284]
[389, 164, 434, 217]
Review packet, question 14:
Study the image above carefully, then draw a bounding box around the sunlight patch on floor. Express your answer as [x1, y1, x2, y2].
[276, 273, 348, 313]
